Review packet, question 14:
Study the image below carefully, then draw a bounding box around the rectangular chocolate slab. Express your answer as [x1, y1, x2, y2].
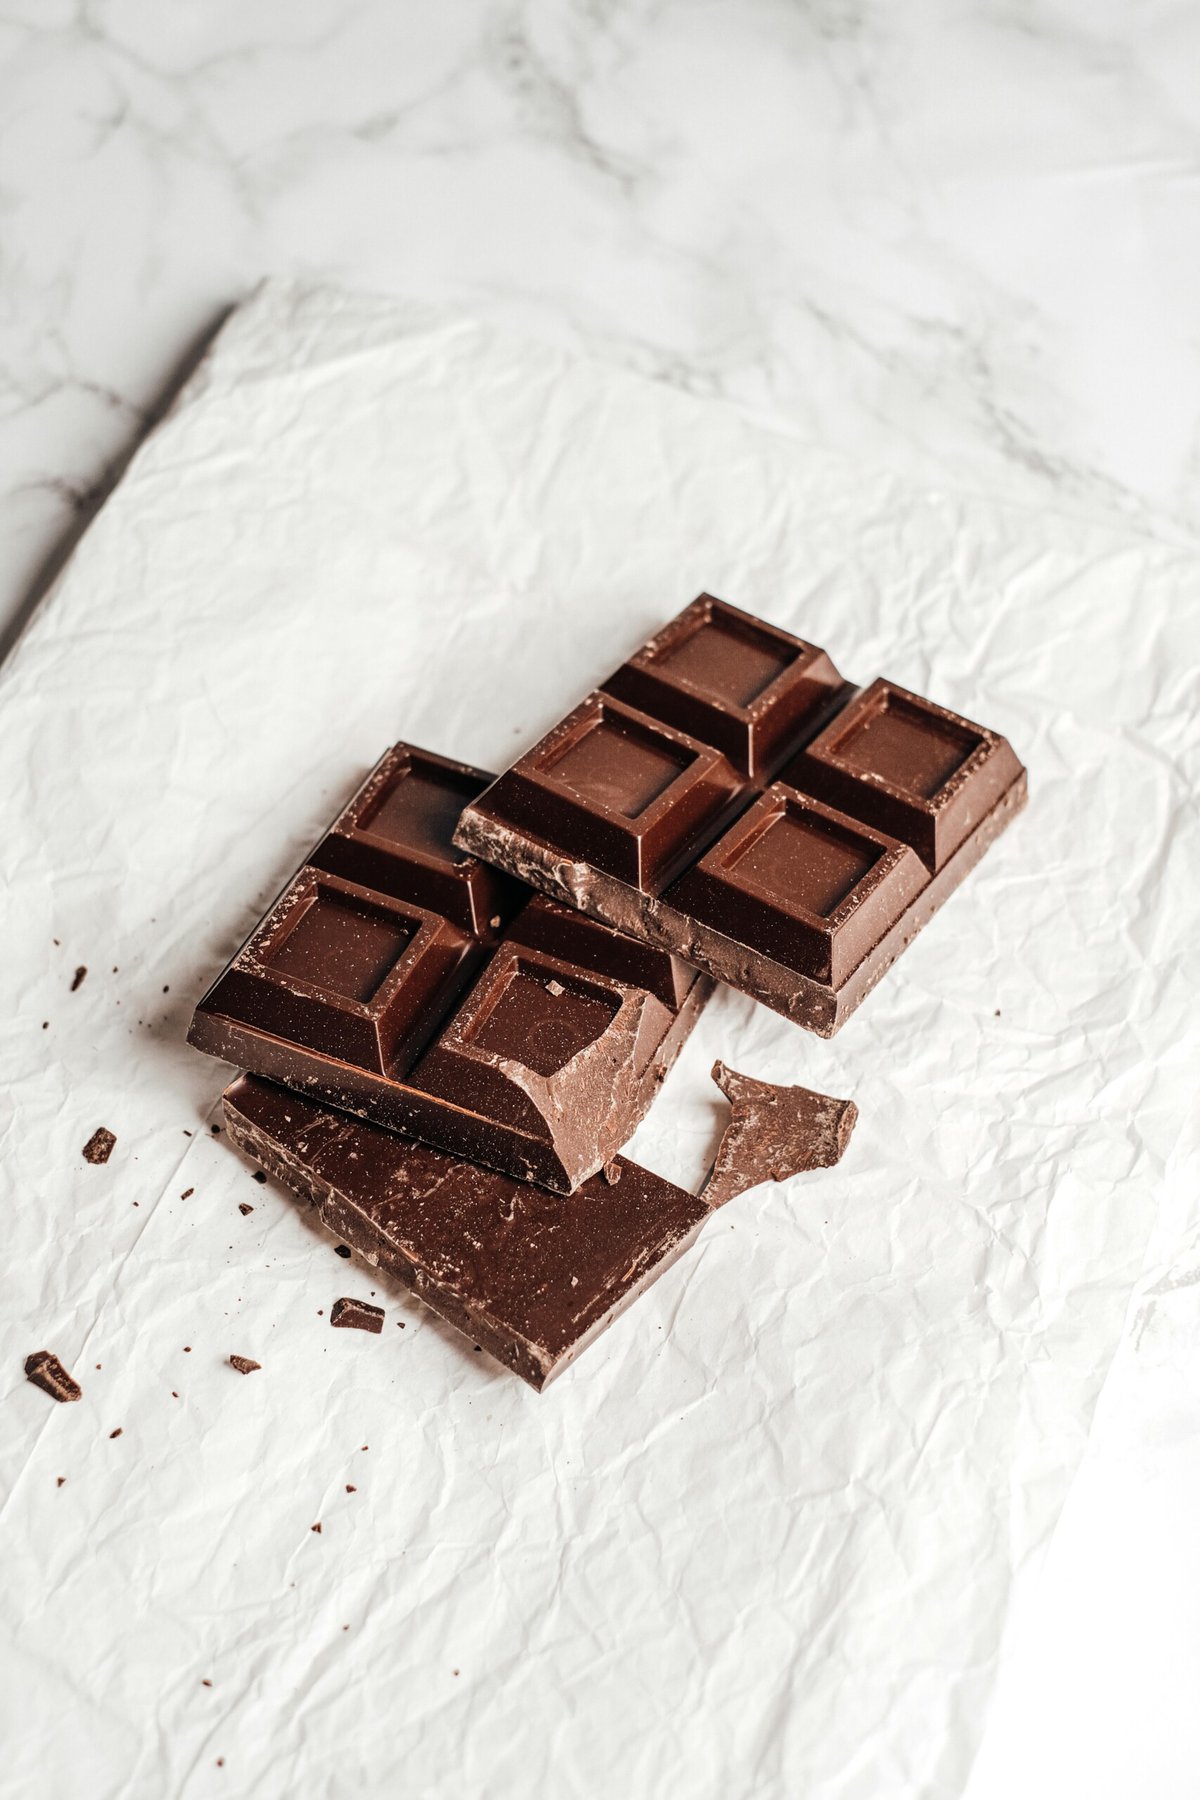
[190, 744, 711, 1192]
[223, 1075, 710, 1391]
[454, 596, 1026, 1035]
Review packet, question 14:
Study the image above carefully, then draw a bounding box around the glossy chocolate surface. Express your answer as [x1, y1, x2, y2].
[455, 596, 1026, 1033]
[224, 1074, 710, 1391]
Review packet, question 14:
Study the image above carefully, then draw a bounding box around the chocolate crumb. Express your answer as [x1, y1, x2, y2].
[210, 1123, 220, 1135]
[41, 1021, 48, 1030]
[183, 1129, 193, 1137]
[228, 1355, 260, 1375]
[25, 1351, 82, 1403]
[163, 985, 169, 993]
[56, 1477, 66, 1487]
[201, 1679, 212, 1688]
[397, 1321, 405, 1328]
[109, 1427, 123, 1439]
[216, 1759, 224, 1769]
[171, 1391, 178, 1398]
[238, 1202, 254, 1216]
[345, 1484, 357, 1493]
[334, 1245, 352, 1259]
[311, 1523, 322, 1534]
[545, 979, 564, 997]
[183, 1346, 191, 1353]
[82, 1127, 116, 1165]
[330, 1297, 384, 1334]
[252, 1171, 267, 1185]
[602, 1160, 622, 1186]
[181, 1188, 194, 1200]
[70, 965, 87, 992]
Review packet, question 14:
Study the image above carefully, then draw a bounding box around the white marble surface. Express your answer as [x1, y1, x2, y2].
[4, 0, 1200, 657]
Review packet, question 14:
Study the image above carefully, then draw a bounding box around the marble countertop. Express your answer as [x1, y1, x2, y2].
[3, 0, 1199, 658]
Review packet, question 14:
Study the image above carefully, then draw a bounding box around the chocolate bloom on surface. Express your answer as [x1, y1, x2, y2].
[701, 1060, 857, 1210]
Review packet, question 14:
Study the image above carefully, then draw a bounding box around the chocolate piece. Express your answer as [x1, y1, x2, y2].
[702, 1061, 858, 1209]
[82, 1127, 116, 1164]
[71, 965, 87, 991]
[602, 594, 848, 779]
[309, 743, 521, 936]
[223, 1074, 711, 1391]
[190, 744, 711, 1192]
[25, 1350, 82, 1403]
[228, 1355, 261, 1374]
[330, 1296, 385, 1334]
[455, 596, 1026, 1034]
[238, 1202, 254, 1214]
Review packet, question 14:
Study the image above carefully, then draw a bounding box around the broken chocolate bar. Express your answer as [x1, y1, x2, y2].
[702, 1061, 857, 1209]
[454, 594, 1026, 1034]
[223, 1074, 710, 1391]
[189, 744, 710, 1192]
[330, 1297, 385, 1334]
[24, 1350, 82, 1403]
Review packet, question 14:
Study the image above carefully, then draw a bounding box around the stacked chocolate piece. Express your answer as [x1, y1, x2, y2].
[190, 597, 1025, 1388]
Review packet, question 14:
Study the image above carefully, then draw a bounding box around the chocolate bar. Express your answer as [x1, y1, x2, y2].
[189, 744, 711, 1193]
[223, 1074, 710, 1390]
[454, 595, 1026, 1034]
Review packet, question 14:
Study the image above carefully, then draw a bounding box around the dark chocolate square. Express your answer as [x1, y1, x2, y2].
[310, 743, 519, 935]
[470, 694, 746, 892]
[782, 679, 1023, 871]
[602, 594, 846, 778]
[205, 868, 479, 1078]
[666, 786, 926, 984]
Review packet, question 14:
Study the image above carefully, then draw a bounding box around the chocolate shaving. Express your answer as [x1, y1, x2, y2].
[228, 1355, 261, 1375]
[330, 1297, 384, 1335]
[25, 1350, 82, 1403]
[701, 1060, 857, 1209]
[82, 1127, 116, 1165]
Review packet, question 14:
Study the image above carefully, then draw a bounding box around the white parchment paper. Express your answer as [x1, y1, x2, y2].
[2, 282, 1197, 1800]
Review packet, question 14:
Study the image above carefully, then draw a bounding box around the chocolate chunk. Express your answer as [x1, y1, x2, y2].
[701, 1060, 857, 1209]
[330, 1297, 384, 1334]
[24, 1351, 82, 1403]
[251, 1171, 267, 1184]
[454, 595, 1025, 1035]
[71, 965, 87, 992]
[224, 1074, 710, 1391]
[238, 1202, 254, 1215]
[188, 744, 710, 1193]
[228, 1355, 261, 1374]
[334, 1244, 351, 1259]
[82, 1127, 116, 1164]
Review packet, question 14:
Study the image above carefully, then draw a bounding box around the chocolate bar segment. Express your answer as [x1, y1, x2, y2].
[455, 596, 1026, 1035]
[779, 678, 1023, 872]
[602, 594, 848, 779]
[189, 743, 711, 1191]
[666, 786, 925, 985]
[223, 1075, 710, 1391]
[487, 693, 745, 891]
[309, 743, 520, 935]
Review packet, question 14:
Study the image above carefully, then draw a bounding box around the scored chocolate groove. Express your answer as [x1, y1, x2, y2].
[454, 594, 1026, 1034]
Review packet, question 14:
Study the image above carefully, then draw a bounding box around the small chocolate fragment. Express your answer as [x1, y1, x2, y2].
[25, 1351, 82, 1403]
[71, 965, 87, 992]
[228, 1355, 261, 1375]
[701, 1060, 857, 1209]
[224, 1074, 709, 1391]
[330, 1297, 385, 1334]
[82, 1127, 116, 1165]
[109, 1427, 123, 1439]
[252, 1171, 267, 1185]
[238, 1202, 254, 1215]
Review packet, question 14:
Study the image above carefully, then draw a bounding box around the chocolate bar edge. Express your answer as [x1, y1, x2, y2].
[455, 768, 1028, 1036]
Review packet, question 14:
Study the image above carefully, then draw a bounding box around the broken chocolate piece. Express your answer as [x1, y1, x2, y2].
[330, 1297, 385, 1334]
[701, 1060, 857, 1209]
[223, 1074, 710, 1391]
[228, 1355, 261, 1375]
[455, 595, 1026, 1035]
[24, 1350, 82, 1403]
[238, 1202, 254, 1215]
[189, 745, 711, 1192]
[82, 1127, 116, 1164]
